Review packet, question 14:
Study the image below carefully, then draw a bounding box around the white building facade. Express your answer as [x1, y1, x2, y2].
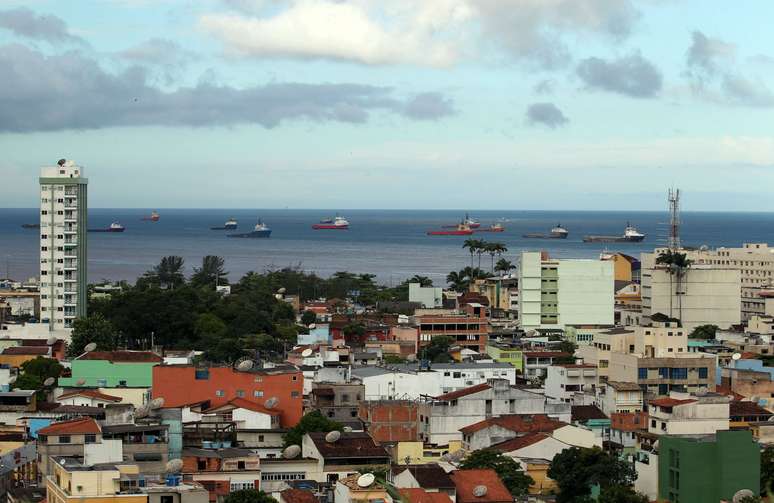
[39, 160, 88, 330]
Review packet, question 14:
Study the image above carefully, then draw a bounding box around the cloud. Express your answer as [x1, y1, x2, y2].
[526, 102, 568, 128]
[576, 52, 662, 98]
[201, 0, 641, 68]
[684, 30, 774, 108]
[0, 44, 454, 132]
[533, 80, 555, 94]
[119, 38, 197, 66]
[0, 7, 84, 44]
[403, 93, 455, 120]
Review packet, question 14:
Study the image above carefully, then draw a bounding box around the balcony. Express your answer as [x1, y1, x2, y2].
[64, 212, 77, 222]
[64, 260, 77, 270]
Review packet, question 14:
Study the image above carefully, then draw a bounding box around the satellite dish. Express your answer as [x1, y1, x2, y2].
[473, 486, 487, 497]
[43, 377, 56, 387]
[283, 445, 301, 459]
[732, 352, 742, 361]
[301, 348, 313, 358]
[325, 430, 341, 443]
[59, 458, 67, 465]
[76, 378, 86, 386]
[278, 288, 286, 294]
[343, 426, 353, 433]
[733, 489, 755, 503]
[309, 323, 316, 329]
[150, 397, 165, 409]
[47, 336, 57, 345]
[135, 404, 150, 419]
[264, 397, 279, 409]
[526, 329, 538, 338]
[84, 342, 97, 352]
[166, 459, 184, 473]
[237, 359, 254, 371]
[275, 294, 283, 300]
[699, 244, 709, 251]
[357, 473, 375, 488]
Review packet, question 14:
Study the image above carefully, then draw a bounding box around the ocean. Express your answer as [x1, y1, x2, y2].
[1, 208, 773, 285]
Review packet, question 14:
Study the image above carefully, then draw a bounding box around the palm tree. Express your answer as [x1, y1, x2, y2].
[446, 270, 467, 292]
[495, 258, 515, 275]
[463, 239, 478, 269]
[656, 250, 692, 320]
[191, 255, 228, 288]
[473, 239, 486, 269]
[146, 255, 185, 289]
[484, 242, 508, 273]
[409, 275, 433, 287]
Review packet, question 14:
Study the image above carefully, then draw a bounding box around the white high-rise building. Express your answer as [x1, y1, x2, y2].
[39, 159, 88, 330]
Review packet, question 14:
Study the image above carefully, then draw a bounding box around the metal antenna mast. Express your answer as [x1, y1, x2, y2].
[668, 188, 681, 250]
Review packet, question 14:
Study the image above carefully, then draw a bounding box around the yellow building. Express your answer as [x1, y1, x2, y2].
[46, 457, 147, 503]
[392, 440, 464, 465]
[520, 458, 557, 495]
[601, 253, 641, 283]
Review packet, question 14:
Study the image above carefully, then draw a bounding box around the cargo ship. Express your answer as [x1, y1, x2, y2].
[478, 223, 505, 233]
[89, 222, 125, 233]
[583, 223, 645, 243]
[427, 223, 474, 236]
[313, 215, 349, 230]
[211, 218, 238, 230]
[523, 223, 569, 239]
[141, 210, 160, 222]
[21, 223, 40, 229]
[228, 219, 271, 238]
[443, 213, 481, 229]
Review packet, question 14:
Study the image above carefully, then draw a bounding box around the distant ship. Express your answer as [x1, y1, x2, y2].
[478, 223, 505, 233]
[583, 223, 645, 243]
[211, 218, 238, 230]
[89, 222, 125, 233]
[21, 223, 40, 229]
[443, 213, 481, 229]
[141, 211, 160, 222]
[228, 219, 271, 238]
[523, 223, 569, 239]
[313, 215, 349, 230]
[427, 222, 474, 236]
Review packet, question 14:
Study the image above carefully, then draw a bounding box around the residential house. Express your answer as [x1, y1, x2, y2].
[202, 398, 282, 430]
[729, 400, 773, 427]
[522, 352, 572, 379]
[302, 432, 390, 485]
[101, 423, 169, 474]
[608, 411, 647, 451]
[182, 447, 261, 501]
[152, 364, 303, 427]
[545, 364, 598, 402]
[279, 488, 318, 503]
[334, 473, 392, 503]
[484, 343, 523, 373]
[409, 283, 444, 309]
[399, 488, 453, 503]
[45, 457, 146, 503]
[570, 405, 610, 441]
[450, 469, 513, 503]
[358, 400, 421, 443]
[36, 417, 103, 477]
[647, 393, 730, 435]
[417, 305, 490, 353]
[459, 414, 568, 451]
[392, 464, 456, 501]
[594, 381, 644, 416]
[608, 351, 717, 397]
[57, 389, 124, 408]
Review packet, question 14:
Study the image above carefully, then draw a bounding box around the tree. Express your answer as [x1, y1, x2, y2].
[689, 324, 718, 339]
[555, 340, 578, 364]
[597, 486, 649, 503]
[15, 357, 64, 398]
[656, 250, 692, 320]
[191, 255, 228, 288]
[300, 310, 317, 326]
[224, 489, 278, 503]
[484, 243, 507, 273]
[383, 354, 406, 364]
[463, 239, 478, 269]
[548, 447, 637, 503]
[409, 275, 433, 287]
[495, 258, 515, 275]
[761, 445, 774, 495]
[343, 323, 366, 343]
[283, 410, 341, 447]
[144, 255, 186, 289]
[421, 335, 453, 363]
[460, 449, 534, 497]
[68, 313, 118, 357]
[446, 270, 468, 292]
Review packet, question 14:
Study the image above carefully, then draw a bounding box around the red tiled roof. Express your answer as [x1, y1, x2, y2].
[281, 488, 318, 503]
[523, 351, 570, 358]
[2, 346, 49, 355]
[648, 398, 696, 408]
[730, 401, 774, 418]
[58, 389, 123, 403]
[715, 385, 744, 401]
[434, 383, 491, 401]
[740, 352, 759, 360]
[399, 488, 453, 503]
[571, 405, 608, 422]
[490, 432, 551, 453]
[451, 469, 513, 503]
[308, 432, 389, 459]
[79, 351, 162, 363]
[37, 417, 100, 436]
[460, 414, 566, 435]
[393, 464, 455, 489]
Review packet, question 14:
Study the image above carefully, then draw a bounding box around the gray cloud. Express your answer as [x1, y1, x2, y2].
[0, 7, 84, 44]
[576, 52, 662, 98]
[119, 38, 197, 66]
[403, 93, 455, 121]
[684, 30, 774, 108]
[533, 80, 555, 95]
[0, 44, 455, 133]
[526, 102, 568, 128]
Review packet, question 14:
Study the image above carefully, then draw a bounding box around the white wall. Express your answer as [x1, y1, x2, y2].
[557, 260, 614, 327]
[409, 284, 443, 308]
[83, 439, 123, 465]
[232, 408, 275, 430]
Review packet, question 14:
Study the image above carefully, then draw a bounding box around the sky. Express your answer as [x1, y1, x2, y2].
[1, 0, 774, 211]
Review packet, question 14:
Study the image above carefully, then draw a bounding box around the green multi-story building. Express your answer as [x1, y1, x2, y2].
[485, 343, 523, 372]
[658, 430, 759, 503]
[58, 351, 161, 388]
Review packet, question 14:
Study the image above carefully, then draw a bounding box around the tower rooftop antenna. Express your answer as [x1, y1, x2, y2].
[668, 188, 681, 250]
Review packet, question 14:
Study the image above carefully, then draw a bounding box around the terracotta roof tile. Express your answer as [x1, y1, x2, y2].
[393, 464, 454, 489]
[281, 488, 318, 503]
[38, 417, 101, 436]
[451, 469, 513, 503]
[490, 432, 551, 453]
[2, 346, 49, 355]
[434, 383, 491, 401]
[571, 405, 608, 422]
[399, 488, 454, 503]
[79, 351, 162, 363]
[58, 389, 123, 402]
[460, 414, 565, 435]
[204, 398, 281, 416]
[308, 432, 389, 459]
[730, 401, 774, 418]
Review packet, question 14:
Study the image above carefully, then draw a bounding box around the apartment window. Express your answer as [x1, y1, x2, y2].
[215, 390, 225, 397]
[237, 461, 246, 470]
[453, 372, 461, 378]
[341, 394, 350, 403]
[195, 369, 210, 380]
[254, 390, 264, 397]
[670, 368, 688, 380]
[698, 367, 708, 379]
[258, 435, 264, 442]
[197, 459, 207, 470]
[659, 367, 669, 378]
[161, 496, 174, 503]
[59, 435, 71, 443]
[291, 391, 300, 398]
[292, 375, 298, 381]
[231, 481, 254, 491]
[638, 368, 647, 379]
[85, 434, 96, 444]
[118, 380, 127, 387]
[96, 378, 107, 387]
[236, 390, 245, 398]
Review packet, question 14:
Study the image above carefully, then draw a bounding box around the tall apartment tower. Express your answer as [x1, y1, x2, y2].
[39, 159, 88, 330]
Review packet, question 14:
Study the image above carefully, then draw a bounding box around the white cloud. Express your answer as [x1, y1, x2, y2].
[201, 0, 641, 68]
